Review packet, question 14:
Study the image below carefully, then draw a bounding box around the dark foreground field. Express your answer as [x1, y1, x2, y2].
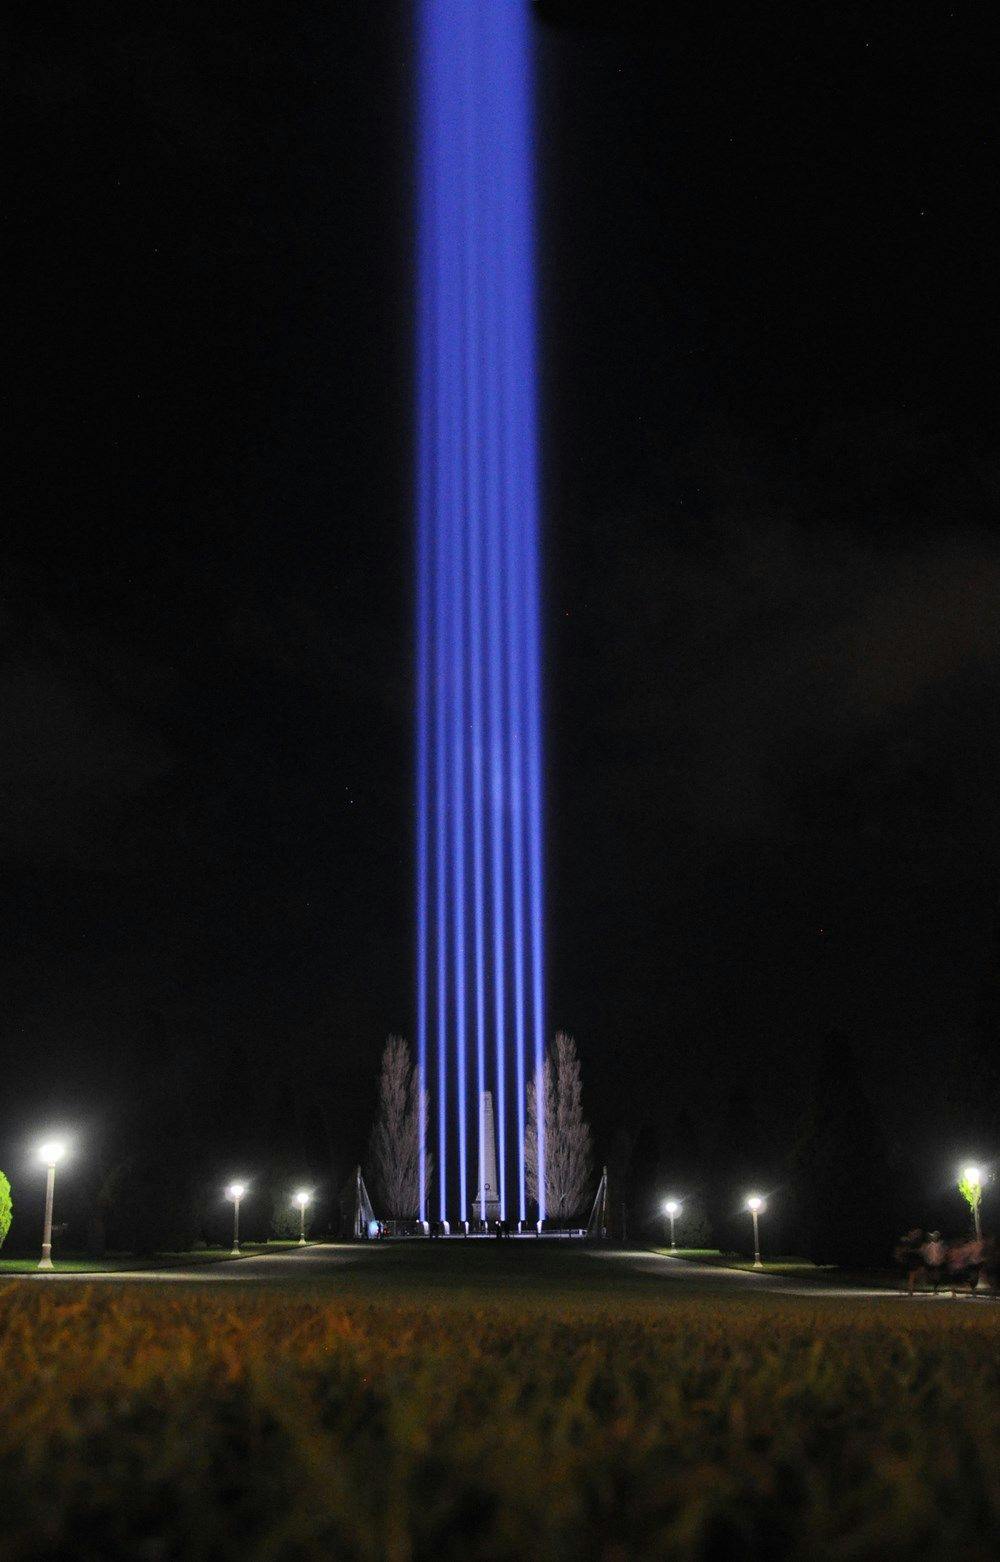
[2, 1243, 998, 1560]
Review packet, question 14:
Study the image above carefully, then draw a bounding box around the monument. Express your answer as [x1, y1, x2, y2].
[473, 1091, 501, 1225]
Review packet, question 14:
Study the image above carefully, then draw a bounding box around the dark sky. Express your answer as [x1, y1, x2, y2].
[4, 1, 998, 1196]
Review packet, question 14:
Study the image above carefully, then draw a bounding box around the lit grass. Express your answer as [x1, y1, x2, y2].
[0, 1242, 299, 1274]
[657, 1248, 838, 1278]
[659, 1248, 917, 1289]
[0, 1258, 135, 1274]
[1, 1251, 998, 1557]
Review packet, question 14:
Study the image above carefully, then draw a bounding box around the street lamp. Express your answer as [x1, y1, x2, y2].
[962, 1165, 983, 1241]
[746, 1195, 765, 1269]
[292, 1189, 312, 1246]
[37, 1140, 68, 1271]
[226, 1182, 247, 1255]
[663, 1198, 681, 1249]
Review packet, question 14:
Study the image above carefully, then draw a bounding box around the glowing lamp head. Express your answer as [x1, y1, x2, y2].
[293, 1189, 312, 1209]
[664, 1199, 680, 1217]
[963, 1165, 981, 1188]
[37, 1140, 67, 1168]
[746, 1195, 764, 1214]
[226, 1181, 246, 1202]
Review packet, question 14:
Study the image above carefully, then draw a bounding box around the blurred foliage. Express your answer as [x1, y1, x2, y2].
[0, 1279, 998, 1556]
[0, 1171, 11, 1250]
[958, 1174, 982, 1224]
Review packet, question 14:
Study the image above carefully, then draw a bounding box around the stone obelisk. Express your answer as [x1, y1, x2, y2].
[474, 1090, 501, 1223]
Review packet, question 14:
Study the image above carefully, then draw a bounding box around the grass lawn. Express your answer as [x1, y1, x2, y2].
[1, 1242, 998, 1558]
[658, 1247, 840, 1280]
[0, 1241, 305, 1274]
[660, 1247, 921, 1290]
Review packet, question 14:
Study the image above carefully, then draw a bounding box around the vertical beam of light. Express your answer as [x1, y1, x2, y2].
[461, 14, 488, 1227]
[417, 0, 544, 1228]
[511, 15, 546, 1224]
[414, 5, 435, 1227]
[444, 14, 467, 1226]
[495, 9, 529, 1227]
[504, 376, 528, 1229]
[483, 64, 508, 1220]
[415, 299, 429, 1227]
[486, 460, 507, 1219]
[450, 257, 469, 1229]
[444, 9, 468, 1226]
[422, 4, 451, 1225]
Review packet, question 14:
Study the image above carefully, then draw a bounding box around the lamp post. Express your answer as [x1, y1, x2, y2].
[663, 1198, 681, 1249]
[746, 1195, 765, 1269]
[962, 1166, 983, 1241]
[37, 1140, 67, 1271]
[226, 1182, 246, 1255]
[293, 1189, 311, 1245]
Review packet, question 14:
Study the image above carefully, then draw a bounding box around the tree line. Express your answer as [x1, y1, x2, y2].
[368, 1029, 993, 1264]
[1, 1028, 988, 1264]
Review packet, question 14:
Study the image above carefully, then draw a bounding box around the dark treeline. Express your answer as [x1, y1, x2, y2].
[607, 1032, 997, 1264]
[3, 1022, 994, 1264]
[0, 1012, 358, 1257]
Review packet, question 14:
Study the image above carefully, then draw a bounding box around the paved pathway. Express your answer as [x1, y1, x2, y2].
[599, 1247, 997, 1301]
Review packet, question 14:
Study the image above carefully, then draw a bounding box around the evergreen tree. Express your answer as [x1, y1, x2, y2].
[628, 1122, 662, 1239]
[368, 1035, 426, 1220]
[785, 1033, 894, 1264]
[526, 1032, 592, 1219]
[663, 1105, 704, 1174]
[605, 1126, 633, 1242]
[656, 1107, 714, 1246]
[710, 1084, 771, 1253]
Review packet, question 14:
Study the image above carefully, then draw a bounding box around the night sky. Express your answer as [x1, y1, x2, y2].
[4, 2, 997, 1206]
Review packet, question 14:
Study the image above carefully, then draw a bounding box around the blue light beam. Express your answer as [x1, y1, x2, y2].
[416, 0, 545, 1228]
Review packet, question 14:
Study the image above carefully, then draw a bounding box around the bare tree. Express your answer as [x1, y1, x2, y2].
[368, 1035, 427, 1219]
[525, 1031, 592, 1220]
